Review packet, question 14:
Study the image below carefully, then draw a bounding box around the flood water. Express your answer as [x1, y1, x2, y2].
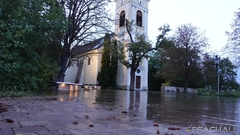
[57, 89, 240, 129]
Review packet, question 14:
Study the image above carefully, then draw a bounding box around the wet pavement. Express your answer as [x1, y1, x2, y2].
[0, 89, 239, 135]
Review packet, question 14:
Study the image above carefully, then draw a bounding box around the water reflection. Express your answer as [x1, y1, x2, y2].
[57, 89, 240, 128]
[146, 92, 240, 128]
[58, 88, 97, 102]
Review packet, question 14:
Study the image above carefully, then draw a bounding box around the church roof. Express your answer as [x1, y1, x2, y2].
[71, 33, 115, 57]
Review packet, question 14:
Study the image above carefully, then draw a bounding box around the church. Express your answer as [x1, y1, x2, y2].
[64, 0, 150, 90]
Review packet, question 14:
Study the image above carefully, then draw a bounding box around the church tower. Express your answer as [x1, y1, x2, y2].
[115, 0, 150, 90]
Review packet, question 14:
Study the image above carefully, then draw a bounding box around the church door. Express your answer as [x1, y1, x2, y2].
[135, 76, 141, 89]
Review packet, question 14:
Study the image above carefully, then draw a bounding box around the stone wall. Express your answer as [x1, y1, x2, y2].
[161, 86, 198, 93]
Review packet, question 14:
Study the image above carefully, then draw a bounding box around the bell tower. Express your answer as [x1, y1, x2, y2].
[115, 0, 150, 90]
[115, 0, 150, 40]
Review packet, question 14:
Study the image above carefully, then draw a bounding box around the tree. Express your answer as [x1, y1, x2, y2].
[57, 0, 113, 81]
[116, 20, 171, 91]
[97, 34, 111, 88]
[97, 33, 118, 89]
[109, 40, 118, 88]
[201, 53, 217, 89]
[160, 24, 209, 92]
[0, 0, 64, 91]
[148, 49, 166, 91]
[225, 8, 240, 65]
[201, 54, 239, 91]
[160, 45, 203, 88]
[219, 58, 239, 90]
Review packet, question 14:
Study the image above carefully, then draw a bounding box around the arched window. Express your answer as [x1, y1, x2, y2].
[119, 10, 125, 27]
[136, 10, 142, 27]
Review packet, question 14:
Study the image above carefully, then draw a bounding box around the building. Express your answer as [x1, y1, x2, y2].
[64, 0, 150, 90]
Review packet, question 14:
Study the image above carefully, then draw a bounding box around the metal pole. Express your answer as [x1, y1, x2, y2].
[215, 55, 220, 94]
[217, 71, 220, 93]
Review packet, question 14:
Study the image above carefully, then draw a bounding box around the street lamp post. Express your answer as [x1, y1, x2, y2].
[214, 55, 220, 94]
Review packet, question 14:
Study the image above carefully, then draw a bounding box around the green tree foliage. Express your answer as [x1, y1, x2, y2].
[201, 53, 217, 89]
[97, 34, 118, 89]
[160, 46, 204, 89]
[97, 34, 111, 88]
[201, 54, 239, 91]
[160, 24, 208, 92]
[109, 40, 118, 88]
[0, 0, 64, 92]
[148, 49, 167, 91]
[219, 58, 239, 90]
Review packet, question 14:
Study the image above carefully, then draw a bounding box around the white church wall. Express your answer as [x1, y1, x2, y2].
[116, 62, 130, 89]
[97, 48, 103, 74]
[144, 10, 148, 35]
[64, 65, 78, 83]
[79, 63, 84, 84]
[116, 0, 123, 9]
[83, 51, 100, 85]
[141, 58, 148, 90]
[64, 49, 101, 85]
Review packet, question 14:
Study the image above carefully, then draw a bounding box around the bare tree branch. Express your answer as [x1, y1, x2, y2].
[57, 0, 114, 81]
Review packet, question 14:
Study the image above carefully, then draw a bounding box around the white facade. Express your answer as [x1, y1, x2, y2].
[64, 0, 150, 90]
[65, 49, 102, 85]
[115, 0, 150, 90]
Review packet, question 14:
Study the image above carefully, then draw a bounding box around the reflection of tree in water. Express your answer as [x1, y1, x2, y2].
[146, 92, 239, 128]
[95, 90, 148, 117]
[146, 92, 162, 122]
[127, 91, 148, 118]
[128, 91, 140, 111]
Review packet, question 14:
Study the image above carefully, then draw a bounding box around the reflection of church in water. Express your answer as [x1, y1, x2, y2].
[58, 88, 148, 119]
[117, 91, 148, 118]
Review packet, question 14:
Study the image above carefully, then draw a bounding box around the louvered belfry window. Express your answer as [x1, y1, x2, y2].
[119, 11, 125, 27]
[136, 10, 142, 27]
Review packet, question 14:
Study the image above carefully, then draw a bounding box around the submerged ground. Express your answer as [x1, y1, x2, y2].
[0, 89, 238, 135]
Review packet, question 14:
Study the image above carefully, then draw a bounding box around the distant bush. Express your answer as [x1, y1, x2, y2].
[219, 91, 240, 98]
[197, 88, 217, 96]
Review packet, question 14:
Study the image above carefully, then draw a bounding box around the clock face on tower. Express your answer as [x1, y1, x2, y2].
[137, 69, 141, 73]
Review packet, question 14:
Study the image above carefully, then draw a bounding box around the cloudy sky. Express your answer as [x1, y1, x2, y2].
[109, 0, 240, 55]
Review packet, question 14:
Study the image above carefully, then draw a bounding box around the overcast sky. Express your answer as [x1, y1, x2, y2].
[109, 0, 240, 54]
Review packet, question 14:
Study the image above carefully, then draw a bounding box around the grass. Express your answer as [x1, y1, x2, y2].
[0, 85, 58, 98]
[198, 88, 240, 98]
[0, 90, 35, 97]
